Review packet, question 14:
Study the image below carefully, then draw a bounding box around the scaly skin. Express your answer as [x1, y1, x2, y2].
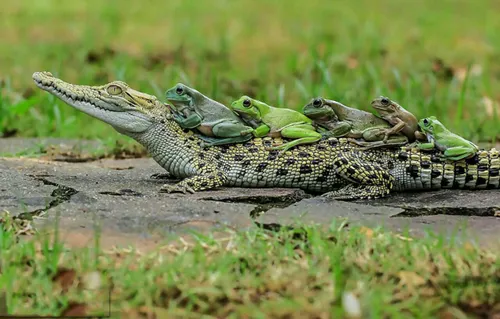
[32, 72, 500, 200]
[370, 96, 425, 143]
[302, 97, 408, 149]
[230, 96, 322, 152]
[418, 116, 479, 161]
[164, 83, 254, 147]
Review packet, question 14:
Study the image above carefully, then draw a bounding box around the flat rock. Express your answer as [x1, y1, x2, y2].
[256, 197, 403, 226]
[1, 157, 310, 244]
[1, 151, 499, 249]
[0, 158, 259, 236]
[359, 190, 500, 216]
[0, 160, 56, 214]
[255, 197, 500, 247]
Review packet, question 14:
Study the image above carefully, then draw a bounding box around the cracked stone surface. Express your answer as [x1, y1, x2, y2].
[0, 163, 56, 214]
[1, 140, 499, 248]
[256, 197, 500, 247]
[357, 190, 500, 216]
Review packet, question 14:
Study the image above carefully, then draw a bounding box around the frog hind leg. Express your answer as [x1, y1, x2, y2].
[211, 120, 254, 138]
[349, 127, 406, 149]
[361, 127, 388, 142]
[350, 136, 409, 150]
[362, 127, 408, 143]
[268, 124, 322, 152]
[198, 135, 253, 147]
[325, 121, 355, 138]
[443, 146, 477, 161]
[195, 120, 253, 146]
[417, 140, 436, 151]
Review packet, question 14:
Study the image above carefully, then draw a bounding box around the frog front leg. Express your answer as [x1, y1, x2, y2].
[173, 112, 203, 129]
[350, 137, 409, 150]
[380, 118, 406, 143]
[268, 124, 322, 152]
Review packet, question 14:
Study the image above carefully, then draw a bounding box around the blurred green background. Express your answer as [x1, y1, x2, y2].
[1, 0, 499, 146]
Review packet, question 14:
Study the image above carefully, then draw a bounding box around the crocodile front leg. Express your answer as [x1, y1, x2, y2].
[322, 150, 394, 200]
[160, 170, 227, 193]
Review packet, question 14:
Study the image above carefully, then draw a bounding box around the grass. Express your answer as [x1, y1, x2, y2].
[1, 214, 499, 318]
[0, 0, 499, 146]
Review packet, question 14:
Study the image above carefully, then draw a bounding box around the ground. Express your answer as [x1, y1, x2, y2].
[1, 138, 499, 317]
[2, 140, 500, 249]
[1, 0, 500, 317]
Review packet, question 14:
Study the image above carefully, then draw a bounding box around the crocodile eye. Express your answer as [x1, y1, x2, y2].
[312, 98, 322, 107]
[381, 97, 390, 105]
[106, 85, 123, 95]
[242, 98, 251, 108]
[175, 86, 184, 95]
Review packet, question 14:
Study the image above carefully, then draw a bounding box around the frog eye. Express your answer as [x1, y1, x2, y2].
[242, 98, 252, 108]
[423, 118, 429, 126]
[312, 98, 322, 107]
[106, 85, 123, 95]
[175, 86, 184, 95]
[381, 97, 390, 105]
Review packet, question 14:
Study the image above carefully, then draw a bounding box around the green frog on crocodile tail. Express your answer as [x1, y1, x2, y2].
[417, 116, 479, 161]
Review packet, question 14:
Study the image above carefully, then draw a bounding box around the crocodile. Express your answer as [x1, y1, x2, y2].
[32, 72, 500, 200]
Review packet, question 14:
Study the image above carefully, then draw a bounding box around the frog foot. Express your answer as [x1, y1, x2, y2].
[159, 183, 195, 194]
[198, 141, 211, 149]
[381, 129, 394, 144]
[265, 141, 296, 151]
[264, 146, 287, 156]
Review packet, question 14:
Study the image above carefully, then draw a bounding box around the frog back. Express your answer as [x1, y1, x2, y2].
[435, 130, 478, 149]
[196, 99, 242, 122]
[335, 105, 388, 128]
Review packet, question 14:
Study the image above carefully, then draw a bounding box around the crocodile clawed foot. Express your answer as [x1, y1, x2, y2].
[159, 183, 195, 194]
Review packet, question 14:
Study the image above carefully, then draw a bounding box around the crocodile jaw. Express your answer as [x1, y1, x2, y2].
[32, 71, 153, 135]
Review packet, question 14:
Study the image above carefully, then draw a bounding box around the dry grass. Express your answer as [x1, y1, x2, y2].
[1, 214, 499, 318]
